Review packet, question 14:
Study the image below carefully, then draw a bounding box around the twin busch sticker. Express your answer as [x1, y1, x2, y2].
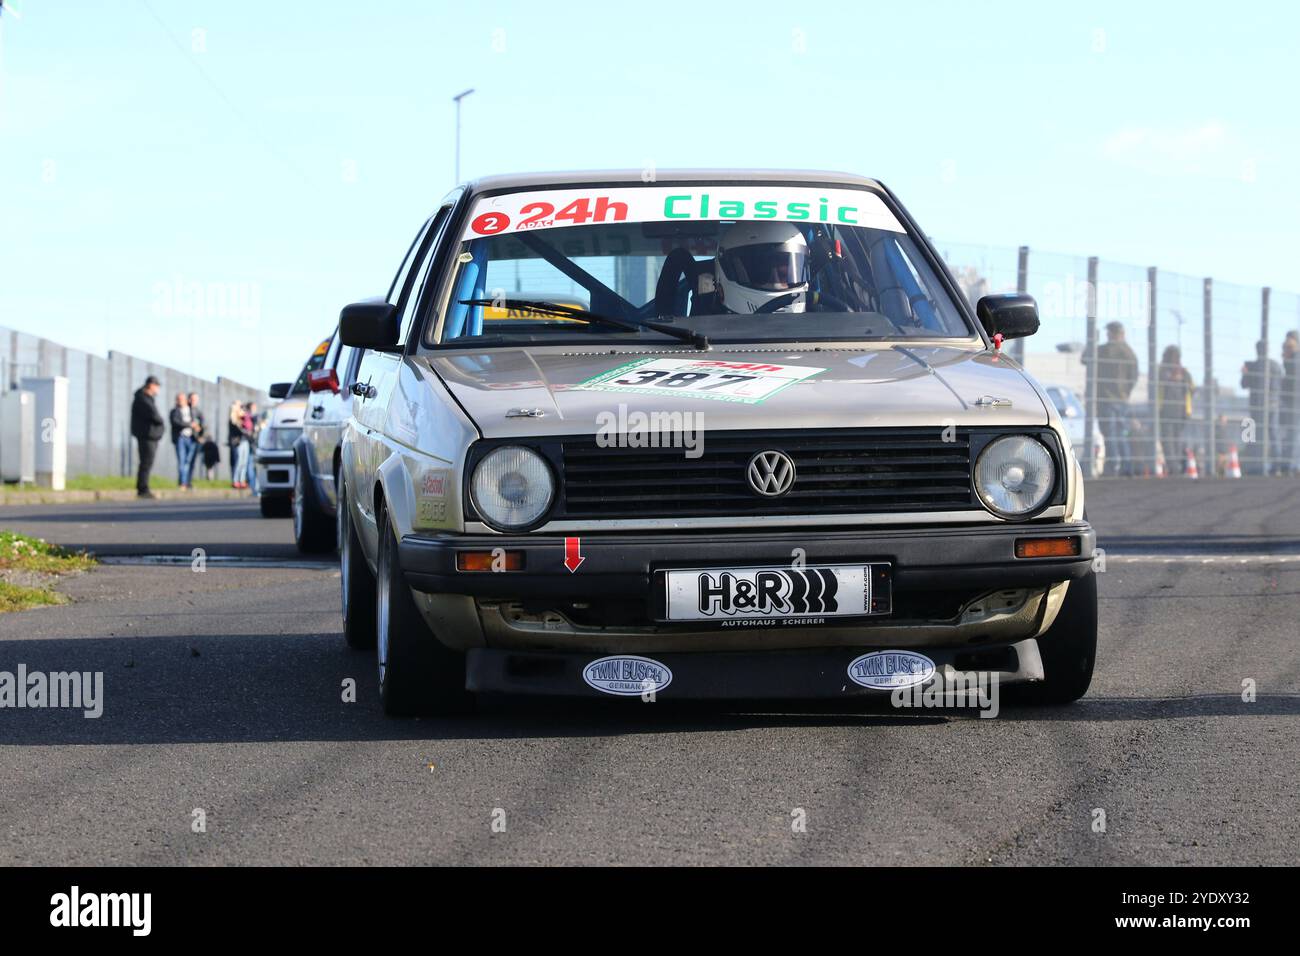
[846, 651, 936, 690]
[583, 656, 673, 696]
[463, 185, 905, 239]
[575, 357, 825, 405]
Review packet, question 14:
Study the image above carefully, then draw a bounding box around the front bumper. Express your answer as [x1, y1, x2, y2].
[466, 638, 1046, 698]
[400, 522, 1094, 597]
[255, 450, 294, 496]
[400, 522, 1093, 650]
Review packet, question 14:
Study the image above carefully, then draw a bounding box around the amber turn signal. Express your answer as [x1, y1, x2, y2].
[1014, 537, 1080, 559]
[456, 550, 525, 571]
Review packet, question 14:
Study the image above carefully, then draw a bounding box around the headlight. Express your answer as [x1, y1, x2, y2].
[470, 446, 555, 530]
[974, 435, 1055, 517]
[262, 427, 302, 450]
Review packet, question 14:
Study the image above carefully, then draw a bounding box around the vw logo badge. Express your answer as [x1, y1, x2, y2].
[747, 450, 797, 497]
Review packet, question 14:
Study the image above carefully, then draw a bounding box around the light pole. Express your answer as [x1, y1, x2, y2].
[453, 88, 474, 183]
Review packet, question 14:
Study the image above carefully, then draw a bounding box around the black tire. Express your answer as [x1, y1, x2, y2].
[339, 476, 377, 650]
[259, 494, 291, 518]
[1014, 571, 1097, 704]
[293, 454, 336, 554]
[375, 503, 472, 717]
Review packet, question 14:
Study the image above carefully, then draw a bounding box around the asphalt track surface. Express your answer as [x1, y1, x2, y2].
[1, 479, 1297, 865]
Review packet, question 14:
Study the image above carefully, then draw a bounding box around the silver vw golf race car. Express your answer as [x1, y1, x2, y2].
[335, 170, 1097, 716]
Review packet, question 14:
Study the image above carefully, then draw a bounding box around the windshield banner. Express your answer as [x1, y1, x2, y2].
[462, 185, 905, 240]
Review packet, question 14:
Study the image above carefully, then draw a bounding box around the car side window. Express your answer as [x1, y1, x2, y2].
[320, 329, 357, 391]
[387, 219, 433, 306]
[396, 204, 453, 345]
[336, 342, 360, 389]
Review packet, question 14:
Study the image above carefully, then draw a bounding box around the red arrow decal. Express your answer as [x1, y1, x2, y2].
[564, 537, 585, 573]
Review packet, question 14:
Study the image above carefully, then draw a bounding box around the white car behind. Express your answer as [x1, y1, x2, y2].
[1043, 383, 1105, 478]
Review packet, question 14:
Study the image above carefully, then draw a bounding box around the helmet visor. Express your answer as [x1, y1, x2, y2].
[719, 245, 808, 291]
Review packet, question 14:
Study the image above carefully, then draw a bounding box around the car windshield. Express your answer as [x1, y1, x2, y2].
[431, 184, 974, 347]
[291, 335, 333, 394]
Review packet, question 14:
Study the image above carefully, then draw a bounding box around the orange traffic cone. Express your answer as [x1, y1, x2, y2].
[1185, 448, 1199, 480]
[1154, 442, 1167, 478]
[1227, 445, 1242, 479]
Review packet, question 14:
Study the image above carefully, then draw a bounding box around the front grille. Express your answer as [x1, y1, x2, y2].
[558, 429, 975, 519]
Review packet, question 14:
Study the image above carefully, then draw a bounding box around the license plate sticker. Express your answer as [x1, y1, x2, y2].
[663, 564, 889, 621]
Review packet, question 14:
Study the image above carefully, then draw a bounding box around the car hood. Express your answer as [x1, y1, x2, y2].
[420, 344, 1048, 438]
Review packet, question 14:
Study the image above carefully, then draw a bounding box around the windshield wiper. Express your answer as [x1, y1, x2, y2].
[458, 298, 709, 350]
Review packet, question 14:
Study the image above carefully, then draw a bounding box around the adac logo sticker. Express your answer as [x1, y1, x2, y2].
[583, 656, 673, 696]
[846, 650, 936, 690]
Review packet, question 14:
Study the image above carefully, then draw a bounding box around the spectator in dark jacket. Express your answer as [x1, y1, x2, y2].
[130, 376, 164, 498]
[1156, 345, 1194, 472]
[1084, 322, 1140, 475]
[1241, 340, 1284, 475]
[1282, 332, 1298, 474]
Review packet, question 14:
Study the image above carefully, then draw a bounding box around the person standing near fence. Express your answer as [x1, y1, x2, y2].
[228, 400, 250, 489]
[130, 375, 164, 499]
[1241, 341, 1284, 476]
[241, 401, 259, 493]
[169, 392, 196, 490]
[1156, 345, 1194, 475]
[1085, 321, 1139, 476]
[1281, 332, 1298, 475]
[187, 391, 206, 486]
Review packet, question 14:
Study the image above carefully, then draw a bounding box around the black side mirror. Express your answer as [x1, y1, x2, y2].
[339, 298, 400, 350]
[976, 293, 1039, 341]
[269, 382, 291, 399]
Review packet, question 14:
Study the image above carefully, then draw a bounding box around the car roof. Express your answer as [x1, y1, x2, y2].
[465, 168, 886, 195]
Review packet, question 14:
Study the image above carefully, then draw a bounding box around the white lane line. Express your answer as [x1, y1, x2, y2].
[1106, 553, 1300, 565]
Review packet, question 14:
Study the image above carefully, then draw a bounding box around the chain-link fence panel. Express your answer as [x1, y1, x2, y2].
[1269, 289, 1300, 475]
[1151, 270, 1209, 476]
[935, 240, 1022, 307]
[930, 237, 1296, 480]
[1210, 280, 1266, 475]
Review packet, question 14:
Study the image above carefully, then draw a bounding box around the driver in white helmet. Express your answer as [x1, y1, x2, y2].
[713, 221, 810, 314]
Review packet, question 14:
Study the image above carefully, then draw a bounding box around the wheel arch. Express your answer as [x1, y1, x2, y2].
[374, 453, 417, 545]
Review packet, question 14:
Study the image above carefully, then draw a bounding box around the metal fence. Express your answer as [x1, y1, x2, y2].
[1, 326, 269, 482]
[938, 243, 1299, 478]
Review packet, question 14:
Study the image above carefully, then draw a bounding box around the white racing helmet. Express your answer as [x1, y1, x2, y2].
[715, 221, 809, 314]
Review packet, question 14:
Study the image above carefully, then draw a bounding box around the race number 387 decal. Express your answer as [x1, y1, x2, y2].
[575, 358, 825, 405]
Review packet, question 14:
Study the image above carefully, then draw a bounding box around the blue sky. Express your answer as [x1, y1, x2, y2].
[1, 0, 1296, 388]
